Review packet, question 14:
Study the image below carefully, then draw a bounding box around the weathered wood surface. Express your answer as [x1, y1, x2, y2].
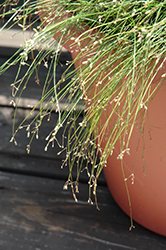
[0, 171, 166, 250]
[0, 48, 166, 250]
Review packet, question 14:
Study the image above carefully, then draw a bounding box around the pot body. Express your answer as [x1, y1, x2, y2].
[103, 79, 166, 236]
[39, 7, 166, 236]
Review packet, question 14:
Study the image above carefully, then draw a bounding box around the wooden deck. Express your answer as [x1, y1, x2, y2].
[0, 46, 166, 250]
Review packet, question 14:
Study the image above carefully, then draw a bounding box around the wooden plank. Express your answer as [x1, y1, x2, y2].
[0, 53, 84, 110]
[0, 151, 105, 185]
[0, 28, 34, 48]
[0, 171, 165, 250]
[0, 52, 84, 119]
[0, 50, 104, 184]
[0, 105, 106, 185]
[0, 104, 82, 158]
[0, 50, 82, 158]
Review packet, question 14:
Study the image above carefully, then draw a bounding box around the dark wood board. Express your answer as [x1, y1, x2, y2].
[0, 171, 165, 250]
[0, 105, 107, 185]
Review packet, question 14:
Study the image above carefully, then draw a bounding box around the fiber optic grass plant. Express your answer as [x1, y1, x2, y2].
[1, 0, 166, 213]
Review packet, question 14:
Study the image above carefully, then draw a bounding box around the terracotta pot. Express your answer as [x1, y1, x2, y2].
[39, 6, 166, 236]
[103, 77, 166, 236]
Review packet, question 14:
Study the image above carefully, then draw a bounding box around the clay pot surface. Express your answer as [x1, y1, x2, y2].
[103, 79, 166, 236]
[39, 6, 166, 236]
